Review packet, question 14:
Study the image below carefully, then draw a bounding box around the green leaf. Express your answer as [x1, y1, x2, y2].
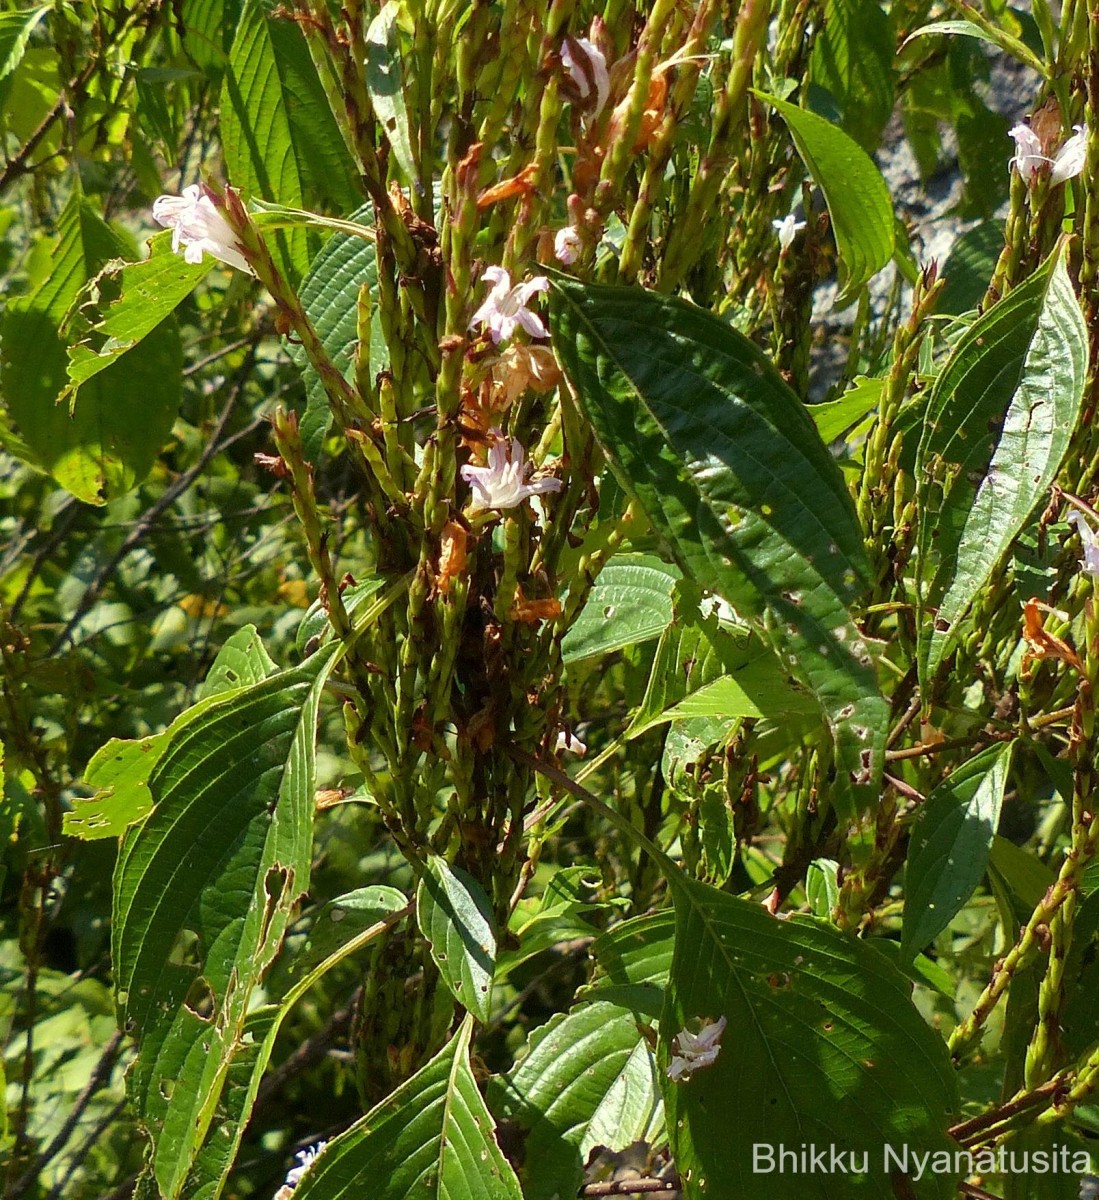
[293, 1017, 522, 1200]
[916, 241, 1087, 685]
[64, 734, 170, 841]
[294, 207, 386, 460]
[113, 644, 337, 1200]
[901, 19, 1048, 79]
[365, 2, 417, 185]
[809, 376, 884, 444]
[489, 1002, 662, 1200]
[561, 553, 680, 664]
[65, 627, 280, 841]
[809, 0, 895, 151]
[1060, 888, 1099, 1058]
[196, 624, 278, 699]
[663, 881, 959, 1200]
[417, 857, 496, 1023]
[551, 279, 888, 819]
[220, 0, 310, 282]
[0, 6, 49, 84]
[1, 194, 181, 504]
[805, 857, 839, 917]
[584, 910, 675, 1018]
[286, 885, 409, 982]
[938, 221, 1005, 315]
[628, 612, 817, 735]
[296, 577, 387, 653]
[60, 234, 211, 399]
[901, 741, 1014, 963]
[758, 92, 894, 307]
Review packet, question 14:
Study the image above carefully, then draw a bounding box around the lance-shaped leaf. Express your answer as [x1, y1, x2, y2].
[113, 644, 336, 1200]
[292, 207, 386, 461]
[901, 741, 1014, 963]
[293, 1016, 521, 1200]
[221, 0, 310, 282]
[417, 857, 496, 1022]
[809, 0, 895, 151]
[551, 279, 888, 819]
[915, 241, 1087, 686]
[488, 1002, 662, 1200]
[662, 881, 959, 1200]
[758, 93, 894, 306]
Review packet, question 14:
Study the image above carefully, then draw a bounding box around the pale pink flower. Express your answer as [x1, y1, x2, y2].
[555, 730, 587, 757]
[561, 36, 610, 117]
[1051, 125, 1088, 184]
[460, 434, 562, 511]
[470, 267, 550, 344]
[1009, 123, 1089, 186]
[667, 1016, 727, 1082]
[772, 214, 806, 253]
[1009, 124, 1045, 184]
[1068, 510, 1099, 579]
[554, 224, 584, 265]
[152, 184, 251, 273]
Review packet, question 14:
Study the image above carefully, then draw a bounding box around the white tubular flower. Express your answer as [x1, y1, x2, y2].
[555, 730, 587, 757]
[1008, 124, 1044, 184]
[152, 184, 251, 273]
[667, 1015, 727, 1082]
[554, 224, 584, 265]
[460, 435, 562, 512]
[275, 1141, 328, 1198]
[561, 36, 611, 117]
[1051, 125, 1088, 184]
[1068, 510, 1099, 579]
[470, 266, 551, 344]
[772, 214, 806, 253]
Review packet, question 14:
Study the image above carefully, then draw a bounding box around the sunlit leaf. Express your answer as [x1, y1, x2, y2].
[113, 644, 336, 1199]
[663, 881, 959, 1200]
[561, 553, 681, 664]
[551, 278, 888, 819]
[489, 1002, 662, 1200]
[916, 241, 1087, 685]
[758, 92, 895, 306]
[293, 1017, 522, 1200]
[417, 857, 496, 1023]
[901, 741, 1014, 962]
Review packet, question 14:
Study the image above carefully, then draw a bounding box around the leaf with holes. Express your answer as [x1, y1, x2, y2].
[113, 643, 337, 1200]
[488, 1002, 662, 1200]
[901, 741, 1014, 963]
[663, 880, 959, 1200]
[60, 233, 210, 400]
[293, 1017, 521, 1200]
[0, 194, 181, 504]
[551, 278, 888, 820]
[417, 857, 496, 1022]
[915, 241, 1087, 687]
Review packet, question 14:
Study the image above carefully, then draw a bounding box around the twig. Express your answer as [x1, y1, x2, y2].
[9, 1031, 123, 1200]
[45, 1097, 128, 1200]
[582, 1180, 678, 1196]
[48, 345, 259, 656]
[253, 988, 361, 1112]
[948, 1077, 1064, 1146]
